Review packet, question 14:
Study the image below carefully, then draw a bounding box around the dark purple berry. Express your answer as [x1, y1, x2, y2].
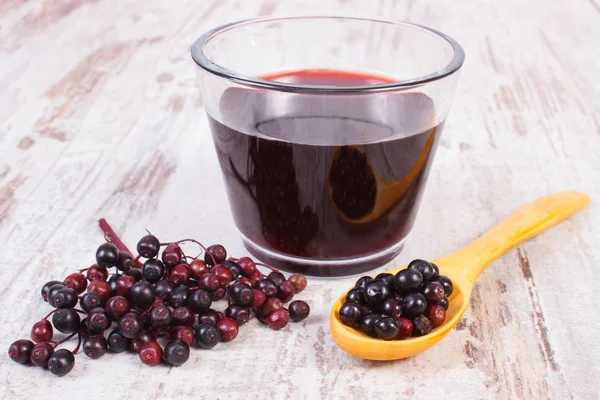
[229, 283, 254, 306]
[434, 275, 454, 296]
[198, 309, 221, 326]
[130, 281, 155, 309]
[360, 313, 380, 337]
[149, 305, 173, 331]
[155, 280, 175, 302]
[402, 293, 427, 318]
[142, 259, 165, 283]
[256, 279, 278, 297]
[195, 323, 220, 349]
[188, 289, 212, 314]
[355, 276, 373, 290]
[107, 330, 129, 353]
[80, 292, 105, 313]
[346, 288, 365, 304]
[117, 251, 134, 271]
[83, 335, 108, 359]
[288, 300, 310, 322]
[394, 269, 423, 294]
[137, 234, 160, 258]
[430, 263, 440, 280]
[375, 273, 395, 288]
[169, 286, 190, 308]
[339, 301, 362, 328]
[96, 242, 119, 267]
[267, 271, 286, 286]
[41, 280, 62, 302]
[8, 339, 34, 365]
[364, 280, 391, 307]
[375, 317, 399, 340]
[225, 305, 251, 325]
[52, 309, 80, 334]
[408, 259, 435, 281]
[381, 298, 403, 318]
[438, 296, 449, 310]
[118, 312, 142, 339]
[163, 340, 190, 366]
[47, 349, 75, 377]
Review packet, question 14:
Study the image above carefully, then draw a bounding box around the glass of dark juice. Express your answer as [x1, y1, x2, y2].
[191, 17, 464, 277]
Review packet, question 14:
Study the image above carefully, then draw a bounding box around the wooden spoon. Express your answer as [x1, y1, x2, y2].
[330, 191, 590, 360]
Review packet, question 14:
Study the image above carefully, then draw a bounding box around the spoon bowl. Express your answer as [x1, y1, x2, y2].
[330, 191, 590, 360]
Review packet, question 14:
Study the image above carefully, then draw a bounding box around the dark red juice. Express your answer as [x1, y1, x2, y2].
[207, 70, 443, 276]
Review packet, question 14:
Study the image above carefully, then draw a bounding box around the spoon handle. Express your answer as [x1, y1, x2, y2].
[435, 191, 590, 288]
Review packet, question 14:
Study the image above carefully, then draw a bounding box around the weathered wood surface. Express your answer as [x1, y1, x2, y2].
[1, 0, 599, 399]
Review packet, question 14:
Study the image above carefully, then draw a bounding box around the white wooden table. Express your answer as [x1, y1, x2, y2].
[1, 0, 599, 398]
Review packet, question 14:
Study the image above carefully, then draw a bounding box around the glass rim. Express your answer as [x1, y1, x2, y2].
[191, 16, 465, 94]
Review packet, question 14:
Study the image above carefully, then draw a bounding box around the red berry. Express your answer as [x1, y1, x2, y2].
[277, 281, 295, 303]
[138, 341, 162, 366]
[258, 297, 282, 318]
[116, 275, 135, 297]
[237, 277, 252, 287]
[211, 264, 233, 286]
[31, 320, 53, 343]
[87, 264, 108, 282]
[237, 257, 256, 277]
[8, 339, 34, 365]
[423, 282, 445, 303]
[425, 305, 446, 327]
[30, 342, 54, 368]
[266, 309, 289, 330]
[205, 244, 226, 266]
[172, 307, 195, 326]
[288, 274, 307, 293]
[170, 264, 190, 286]
[162, 243, 183, 267]
[216, 318, 238, 342]
[105, 296, 130, 319]
[189, 259, 209, 280]
[199, 274, 220, 292]
[210, 287, 226, 301]
[251, 289, 267, 309]
[396, 318, 413, 339]
[170, 326, 194, 346]
[63, 273, 87, 294]
[87, 280, 112, 302]
[248, 270, 264, 285]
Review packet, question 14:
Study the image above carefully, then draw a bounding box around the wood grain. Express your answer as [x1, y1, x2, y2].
[1, 0, 599, 399]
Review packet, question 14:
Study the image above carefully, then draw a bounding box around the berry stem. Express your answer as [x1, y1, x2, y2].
[72, 334, 82, 355]
[42, 310, 57, 320]
[175, 239, 216, 265]
[255, 262, 278, 273]
[98, 218, 142, 268]
[56, 332, 77, 346]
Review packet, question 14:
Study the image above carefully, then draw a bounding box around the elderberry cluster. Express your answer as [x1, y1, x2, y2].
[8, 223, 310, 376]
[339, 259, 452, 340]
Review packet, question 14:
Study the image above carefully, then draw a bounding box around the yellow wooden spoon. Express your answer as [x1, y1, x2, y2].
[330, 191, 590, 360]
